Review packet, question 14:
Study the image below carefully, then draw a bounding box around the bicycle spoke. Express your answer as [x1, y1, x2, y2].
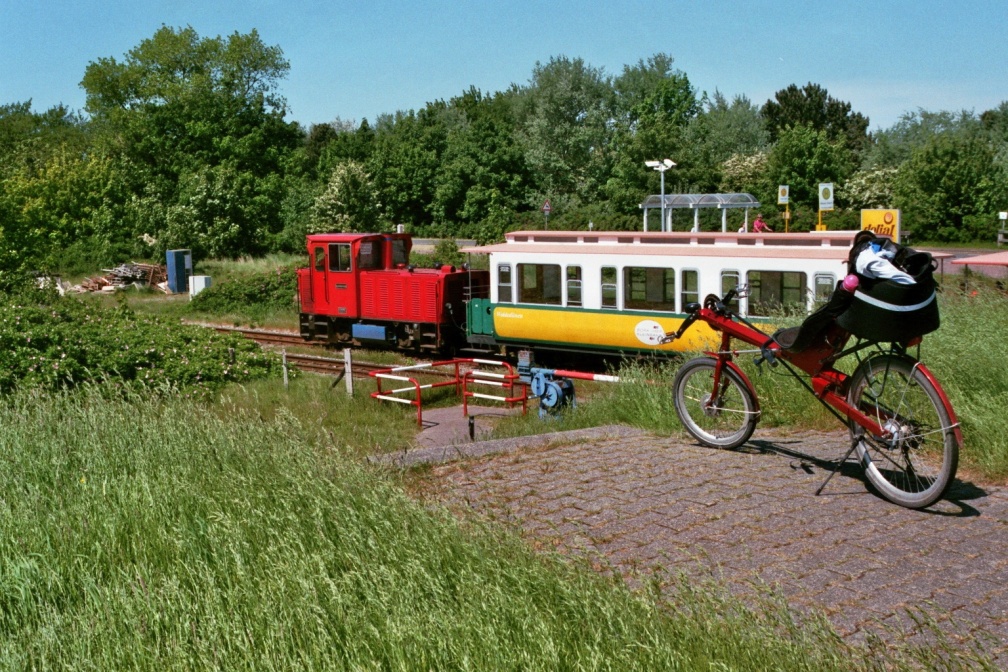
[848, 354, 958, 508]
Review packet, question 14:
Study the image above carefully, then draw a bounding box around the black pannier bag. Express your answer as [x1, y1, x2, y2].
[835, 232, 940, 343]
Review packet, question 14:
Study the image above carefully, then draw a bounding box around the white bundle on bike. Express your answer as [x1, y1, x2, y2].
[855, 243, 916, 284]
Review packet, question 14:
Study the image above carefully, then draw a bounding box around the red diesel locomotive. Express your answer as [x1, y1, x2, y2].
[297, 232, 489, 351]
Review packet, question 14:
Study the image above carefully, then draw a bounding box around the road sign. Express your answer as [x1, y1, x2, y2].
[777, 185, 789, 205]
[541, 199, 552, 214]
[818, 183, 834, 211]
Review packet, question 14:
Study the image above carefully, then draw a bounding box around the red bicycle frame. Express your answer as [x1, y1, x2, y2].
[688, 304, 959, 443]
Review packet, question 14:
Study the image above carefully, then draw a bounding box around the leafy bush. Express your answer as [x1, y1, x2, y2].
[431, 239, 465, 267]
[0, 294, 280, 395]
[187, 265, 298, 319]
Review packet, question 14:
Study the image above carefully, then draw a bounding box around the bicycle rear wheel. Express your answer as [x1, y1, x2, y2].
[847, 354, 959, 509]
[673, 356, 759, 449]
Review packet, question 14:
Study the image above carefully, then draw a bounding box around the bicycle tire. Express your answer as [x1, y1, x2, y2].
[673, 356, 759, 449]
[847, 354, 959, 509]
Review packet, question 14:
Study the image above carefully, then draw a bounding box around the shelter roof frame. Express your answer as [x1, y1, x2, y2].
[639, 192, 762, 233]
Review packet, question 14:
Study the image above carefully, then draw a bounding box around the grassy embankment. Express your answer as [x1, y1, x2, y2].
[2, 385, 995, 670]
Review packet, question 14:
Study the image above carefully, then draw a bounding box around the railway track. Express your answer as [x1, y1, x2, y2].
[208, 325, 309, 348]
[203, 324, 426, 379]
[282, 352, 387, 378]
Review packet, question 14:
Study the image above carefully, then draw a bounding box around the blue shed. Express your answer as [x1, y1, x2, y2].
[166, 249, 192, 294]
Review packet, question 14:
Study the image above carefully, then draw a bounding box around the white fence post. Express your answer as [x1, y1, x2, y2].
[343, 348, 353, 395]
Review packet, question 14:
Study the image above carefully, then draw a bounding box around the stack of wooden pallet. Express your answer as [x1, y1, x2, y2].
[74, 263, 168, 292]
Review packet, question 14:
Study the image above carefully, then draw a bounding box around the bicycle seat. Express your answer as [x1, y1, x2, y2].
[770, 325, 804, 351]
[769, 281, 857, 353]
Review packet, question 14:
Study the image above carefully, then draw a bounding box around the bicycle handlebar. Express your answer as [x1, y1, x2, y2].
[660, 288, 738, 344]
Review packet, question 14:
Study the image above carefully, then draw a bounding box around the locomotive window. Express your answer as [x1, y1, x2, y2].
[721, 270, 740, 313]
[517, 263, 561, 305]
[680, 269, 699, 312]
[601, 266, 617, 308]
[746, 271, 807, 316]
[390, 239, 408, 267]
[329, 243, 351, 272]
[497, 264, 513, 303]
[623, 267, 676, 312]
[313, 246, 326, 272]
[358, 241, 380, 270]
[566, 266, 582, 307]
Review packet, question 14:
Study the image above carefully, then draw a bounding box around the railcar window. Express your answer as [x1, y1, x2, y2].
[329, 243, 351, 272]
[313, 246, 326, 272]
[601, 267, 617, 308]
[358, 241, 381, 270]
[681, 269, 699, 312]
[390, 240, 408, 267]
[623, 267, 676, 311]
[517, 263, 561, 305]
[721, 271, 741, 312]
[746, 271, 807, 315]
[566, 266, 582, 307]
[498, 264, 513, 303]
[814, 273, 836, 304]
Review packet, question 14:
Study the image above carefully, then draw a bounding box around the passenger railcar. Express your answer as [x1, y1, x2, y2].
[463, 229, 860, 357]
[297, 232, 489, 351]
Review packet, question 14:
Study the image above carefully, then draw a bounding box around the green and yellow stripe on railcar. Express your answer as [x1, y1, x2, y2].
[468, 299, 723, 354]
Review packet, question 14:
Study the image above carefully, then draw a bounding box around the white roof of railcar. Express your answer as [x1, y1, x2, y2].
[461, 230, 859, 261]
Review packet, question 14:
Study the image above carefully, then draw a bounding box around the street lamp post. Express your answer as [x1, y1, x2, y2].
[645, 159, 675, 231]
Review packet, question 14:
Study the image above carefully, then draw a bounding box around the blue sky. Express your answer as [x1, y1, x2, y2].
[3, 0, 1006, 132]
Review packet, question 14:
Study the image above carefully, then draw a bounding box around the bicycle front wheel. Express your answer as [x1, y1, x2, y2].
[673, 356, 759, 449]
[847, 354, 959, 509]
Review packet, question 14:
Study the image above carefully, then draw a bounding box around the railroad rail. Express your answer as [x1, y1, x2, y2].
[208, 324, 309, 348]
[283, 352, 386, 378]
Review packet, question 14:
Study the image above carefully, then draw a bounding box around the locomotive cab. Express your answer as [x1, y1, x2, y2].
[297, 232, 489, 352]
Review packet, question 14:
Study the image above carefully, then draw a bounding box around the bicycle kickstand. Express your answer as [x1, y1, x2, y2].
[815, 435, 861, 496]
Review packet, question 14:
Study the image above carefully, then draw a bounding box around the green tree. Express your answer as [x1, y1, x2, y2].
[81, 26, 301, 257]
[1, 102, 96, 277]
[315, 118, 375, 178]
[719, 151, 771, 197]
[367, 107, 447, 233]
[431, 87, 530, 236]
[980, 101, 1008, 143]
[311, 160, 380, 233]
[766, 124, 853, 213]
[682, 91, 769, 193]
[893, 128, 1007, 241]
[0, 102, 88, 176]
[606, 54, 699, 211]
[864, 109, 978, 169]
[844, 168, 898, 210]
[518, 56, 614, 208]
[762, 83, 870, 156]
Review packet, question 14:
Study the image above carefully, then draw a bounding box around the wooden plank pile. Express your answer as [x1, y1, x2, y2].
[74, 263, 168, 293]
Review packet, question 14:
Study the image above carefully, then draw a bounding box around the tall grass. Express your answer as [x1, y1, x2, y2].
[924, 286, 1008, 477]
[4, 389, 991, 670]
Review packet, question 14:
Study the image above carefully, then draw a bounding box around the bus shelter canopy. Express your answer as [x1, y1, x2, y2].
[639, 193, 761, 232]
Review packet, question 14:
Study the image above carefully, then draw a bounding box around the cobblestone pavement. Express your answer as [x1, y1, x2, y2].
[385, 416, 1008, 665]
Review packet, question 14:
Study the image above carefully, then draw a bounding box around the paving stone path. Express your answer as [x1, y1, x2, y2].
[383, 411, 1008, 666]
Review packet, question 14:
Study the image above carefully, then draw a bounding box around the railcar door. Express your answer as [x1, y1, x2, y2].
[310, 242, 329, 308]
[326, 241, 356, 317]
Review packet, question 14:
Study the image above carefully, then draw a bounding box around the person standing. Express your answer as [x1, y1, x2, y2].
[753, 213, 772, 233]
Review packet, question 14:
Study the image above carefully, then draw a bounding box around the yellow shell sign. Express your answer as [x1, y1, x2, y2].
[818, 182, 834, 211]
[860, 209, 901, 241]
